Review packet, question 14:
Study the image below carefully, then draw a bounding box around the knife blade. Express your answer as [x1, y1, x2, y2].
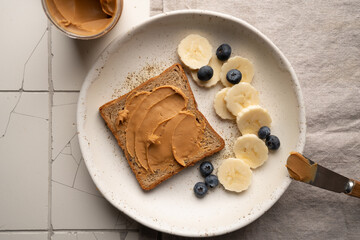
[286, 152, 360, 198]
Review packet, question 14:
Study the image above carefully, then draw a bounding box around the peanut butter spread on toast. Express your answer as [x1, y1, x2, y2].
[117, 85, 205, 173]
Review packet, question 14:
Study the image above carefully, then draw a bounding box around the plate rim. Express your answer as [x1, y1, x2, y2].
[77, 9, 306, 237]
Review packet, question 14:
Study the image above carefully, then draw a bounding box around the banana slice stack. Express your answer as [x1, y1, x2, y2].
[214, 76, 272, 192]
[213, 82, 272, 136]
[177, 34, 274, 194]
[178, 34, 222, 87]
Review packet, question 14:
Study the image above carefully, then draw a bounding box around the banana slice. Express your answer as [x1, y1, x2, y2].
[236, 105, 272, 135]
[191, 55, 222, 87]
[217, 158, 252, 192]
[177, 34, 213, 70]
[220, 56, 254, 87]
[233, 134, 268, 169]
[224, 82, 259, 116]
[214, 88, 235, 120]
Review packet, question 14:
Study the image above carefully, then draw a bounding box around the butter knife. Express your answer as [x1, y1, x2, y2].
[286, 152, 360, 198]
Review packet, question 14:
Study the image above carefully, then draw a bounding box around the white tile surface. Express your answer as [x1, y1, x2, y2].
[73, 159, 102, 197]
[52, 92, 101, 196]
[124, 232, 140, 240]
[0, 93, 49, 230]
[52, 153, 79, 187]
[52, 0, 150, 90]
[0, 232, 48, 240]
[23, 29, 49, 91]
[95, 232, 128, 240]
[52, 232, 77, 240]
[52, 93, 78, 160]
[52, 182, 119, 229]
[70, 136, 82, 164]
[62, 143, 72, 155]
[115, 214, 139, 231]
[0, 0, 151, 235]
[13, 93, 49, 120]
[52, 231, 127, 240]
[51, 92, 136, 229]
[0, 0, 48, 90]
[0, 93, 20, 136]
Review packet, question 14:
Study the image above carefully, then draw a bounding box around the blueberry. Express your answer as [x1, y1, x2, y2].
[216, 44, 232, 61]
[258, 126, 271, 140]
[226, 69, 242, 84]
[200, 161, 214, 177]
[265, 135, 280, 150]
[205, 174, 219, 188]
[194, 182, 208, 198]
[197, 66, 213, 81]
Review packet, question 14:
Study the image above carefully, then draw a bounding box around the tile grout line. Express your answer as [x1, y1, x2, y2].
[0, 229, 134, 233]
[0, 90, 80, 92]
[0, 230, 49, 233]
[52, 229, 138, 232]
[47, 21, 54, 240]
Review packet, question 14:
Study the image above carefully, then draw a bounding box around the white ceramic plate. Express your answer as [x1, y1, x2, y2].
[77, 10, 306, 237]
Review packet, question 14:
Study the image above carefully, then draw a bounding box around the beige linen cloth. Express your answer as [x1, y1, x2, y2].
[143, 1, 360, 239]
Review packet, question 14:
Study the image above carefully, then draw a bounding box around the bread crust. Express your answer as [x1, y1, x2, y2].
[99, 64, 225, 190]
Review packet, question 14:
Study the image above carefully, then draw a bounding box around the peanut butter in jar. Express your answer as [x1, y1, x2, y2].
[42, 0, 123, 39]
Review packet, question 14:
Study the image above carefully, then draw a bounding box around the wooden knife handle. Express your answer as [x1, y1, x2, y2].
[347, 179, 360, 198]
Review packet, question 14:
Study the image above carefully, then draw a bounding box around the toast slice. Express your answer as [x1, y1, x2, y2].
[99, 63, 225, 190]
